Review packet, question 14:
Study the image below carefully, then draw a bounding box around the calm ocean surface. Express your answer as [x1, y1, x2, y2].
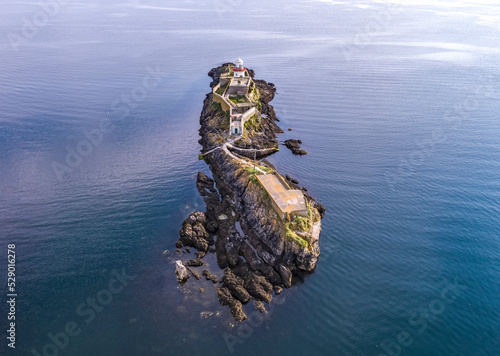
[0, 1, 499, 355]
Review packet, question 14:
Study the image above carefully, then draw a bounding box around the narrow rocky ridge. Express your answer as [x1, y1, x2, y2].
[175, 63, 325, 321]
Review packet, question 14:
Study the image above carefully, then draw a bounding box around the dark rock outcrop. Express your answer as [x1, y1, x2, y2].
[217, 287, 247, 321]
[284, 139, 307, 155]
[174, 63, 325, 321]
[203, 270, 218, 284]
[178, 211, 210, 252]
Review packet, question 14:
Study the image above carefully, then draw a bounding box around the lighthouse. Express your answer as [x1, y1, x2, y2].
[233, 58, 246, 78]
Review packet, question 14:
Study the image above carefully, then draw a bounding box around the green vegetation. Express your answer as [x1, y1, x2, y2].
[244, 165, 273, 185]
[294, 216, 311, 232]
[211, 101, 223, 113]
[252, 87, 261, 103]
[244, 166, 261, 185]
[229, 95, 248, 104]
[284, 225, 308, 248]
[221, 113, 230, 131]
[198, 154, 204, 160]
[216, 82, 229, 96]
[244, 114, 261, 131]
[283, 201, 315, 250]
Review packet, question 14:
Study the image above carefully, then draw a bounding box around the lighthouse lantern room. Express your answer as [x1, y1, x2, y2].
[233, 58, 246, 78]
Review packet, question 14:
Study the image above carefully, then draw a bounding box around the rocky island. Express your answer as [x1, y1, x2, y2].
[174, 59, 325, 321]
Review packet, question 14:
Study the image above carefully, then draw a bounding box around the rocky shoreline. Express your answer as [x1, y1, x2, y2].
[174, 63, 325, 321]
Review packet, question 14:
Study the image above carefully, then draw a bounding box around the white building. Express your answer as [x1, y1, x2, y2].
[233, 58, 246, 78]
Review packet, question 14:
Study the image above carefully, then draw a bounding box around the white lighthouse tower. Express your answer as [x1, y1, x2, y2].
[233, 58, 246, 78]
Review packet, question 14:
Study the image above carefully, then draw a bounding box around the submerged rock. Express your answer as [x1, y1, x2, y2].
[203, 270, 218, 284]
[187, 267, 201, 280]
[188, 259, 204, 267]
[254, 300, 267, 313]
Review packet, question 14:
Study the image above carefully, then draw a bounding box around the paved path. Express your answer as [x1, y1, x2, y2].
[201, 137, 267, 174]
[221, 145, 267, 174]
[201, 137, 238, 156]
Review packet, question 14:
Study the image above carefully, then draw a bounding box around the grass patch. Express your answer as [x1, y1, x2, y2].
[244, 166, 261, 185]
[229, 95, 248, 104]
[216, 82, 229, 96]
[244, 114, 261, 132]
[285, 225, 308, 248]
[210, 101, 223, 113]
[294, 216, 311, 232]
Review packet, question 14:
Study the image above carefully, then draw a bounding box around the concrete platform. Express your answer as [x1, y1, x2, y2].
[256, 174, 308, 219]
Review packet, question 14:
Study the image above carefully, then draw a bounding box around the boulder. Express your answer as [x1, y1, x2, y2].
[284, 139, 307, 155]
[188, 259, 204, 267]
[175, 261, 189, 283]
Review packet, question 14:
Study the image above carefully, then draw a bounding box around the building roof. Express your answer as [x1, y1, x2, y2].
[256, 174, 308, 214]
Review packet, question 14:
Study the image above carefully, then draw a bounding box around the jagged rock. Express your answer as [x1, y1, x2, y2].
[196, 251, 206, 259]
[239, 240, 261, 271]
[254, 301, 267, 313]
[217, 287, 247, 321]
[196, 172, 221, 233]
[178, 211, 210, 252]
[279, 264, 293, 288]
[175, 241, 183, 248]
[315, 202, 326, 218]
[188, 259, 204, 267]
[185, 246, 191, 253]
[244, 273, 273, 303]
[203, 270, 218, 284]
[258, 264, 282, 286]
[284, 139, 307, 155]
[222, 269, 251, 303]
[274, 285, 283, 295]
[175, 261, 189, 283]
